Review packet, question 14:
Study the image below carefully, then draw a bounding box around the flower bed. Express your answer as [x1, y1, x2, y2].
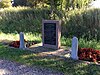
[9, 40, 38, 48]
[78, 48, 100, 63]
[9, 41, 20, 48]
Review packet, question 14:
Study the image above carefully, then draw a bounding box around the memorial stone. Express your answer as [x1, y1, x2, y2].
[71, 37, 78, 60]
[42, 20, 61, 49]
[19, 32, 25, 49]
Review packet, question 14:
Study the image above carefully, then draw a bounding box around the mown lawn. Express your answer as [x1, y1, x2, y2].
[0, 44, 100, 75]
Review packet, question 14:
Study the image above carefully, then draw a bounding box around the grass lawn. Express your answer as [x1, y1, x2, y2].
[0, 32, 100, 75]
[0, 32, 100, 49]
[0, 44, 100, 75]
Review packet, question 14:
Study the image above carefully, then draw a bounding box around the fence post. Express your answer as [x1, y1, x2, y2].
[19, 32, 25, 49]
[71, 37, 78, 60]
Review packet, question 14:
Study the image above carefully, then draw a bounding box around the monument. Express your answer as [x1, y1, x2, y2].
[42, 20, 61, 49]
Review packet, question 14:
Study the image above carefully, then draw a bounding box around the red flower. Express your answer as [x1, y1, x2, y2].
[78, 47, 100, 63]
[9, 39, 27, 48]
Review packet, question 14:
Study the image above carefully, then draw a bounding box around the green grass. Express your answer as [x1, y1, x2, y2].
[61, 36, 100, 50]
[0, 32, 100, 75]
[0, 32, 100, 49]
[0, 44, 100, 75]
[0, 32, 41, 42]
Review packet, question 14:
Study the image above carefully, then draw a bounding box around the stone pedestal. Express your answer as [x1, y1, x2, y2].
[19, 32, 25, 49]
[71, 37, 78, 60]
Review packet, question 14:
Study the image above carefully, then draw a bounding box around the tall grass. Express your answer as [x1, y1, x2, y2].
[0, 7, 100, 41]
[62, 8, 100, 40]
[0, 32, 41, 43]
[61, 36, 100, 50]
[0, 7, 50, 33]
[0, 32, 99, 49]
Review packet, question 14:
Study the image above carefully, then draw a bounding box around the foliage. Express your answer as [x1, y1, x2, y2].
[13, 0, 93, 10]
[61, 36, 100, 50]
[0, 32, 41, 42]
[60, 0, 93, 10]
[26, 0, 46, 8]
[0, 0, 12, 8]
[62, 8, 100, 40]
[0, 32, 100, 50]
[13, 0, 27, 6]
[0, 7, 100, 43]
[9, 40, 27, 48]
[9, 40, 39, 48]
[24, 0, 93, 19]
[71, 0, 93, 9]
[0, 7, 50, 33]
[78, 48, 100, 63]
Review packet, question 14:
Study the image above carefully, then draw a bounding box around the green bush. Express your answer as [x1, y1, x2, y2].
[62, 8, 100, 40]
[0, 7, 50, 33]
[61, 36, 100, 49]
[0, 7, 100, 41]
[0, 0, 12, 8]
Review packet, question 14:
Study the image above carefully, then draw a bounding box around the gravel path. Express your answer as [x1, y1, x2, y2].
[0, 59, 64, 75]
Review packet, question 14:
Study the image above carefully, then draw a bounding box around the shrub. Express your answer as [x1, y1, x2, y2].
[61, 37, 100, 49]
[62, 8, 100, 40]
[0, 7, 100, 41]
[0, 7, 50, 33]
[9, 39, 38, 48]
[78, 48, 100, 63]
[0, 0, 12, 8]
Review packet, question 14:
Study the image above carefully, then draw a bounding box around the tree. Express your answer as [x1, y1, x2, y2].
[0, 0, 12, 8]
[13, 0, 27, 6]
[69, 0, 93, 9]
[26, 0, 46, 8]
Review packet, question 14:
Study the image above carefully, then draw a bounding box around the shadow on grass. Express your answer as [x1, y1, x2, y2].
[0, 44, 100, 75]
[29, 46, 58, 53]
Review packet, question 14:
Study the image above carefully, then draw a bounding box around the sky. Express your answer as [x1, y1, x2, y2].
[89, 0, 100, 8]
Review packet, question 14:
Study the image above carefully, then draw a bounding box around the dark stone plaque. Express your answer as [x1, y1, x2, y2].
[44, 23, 56, 45]
[42, 20, 61, 49]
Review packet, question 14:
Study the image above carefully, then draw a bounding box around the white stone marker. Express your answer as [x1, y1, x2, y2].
[71, 37, 78, 60]
[19, 32, 25, 49]
[0, 0, 2, 2]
